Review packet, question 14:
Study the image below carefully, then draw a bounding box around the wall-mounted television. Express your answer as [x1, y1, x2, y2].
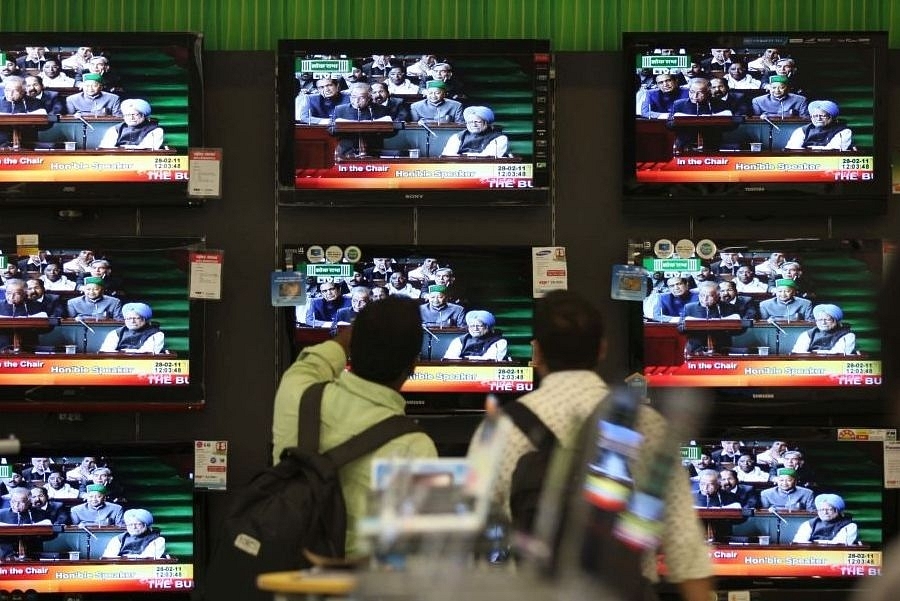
[0, 440, 198, 599]
[623, 32, 889, 217]
[276, 39, 552, 207]
[665, 426, 895, 593]
[282, 243, 542, 413]
[632, 238, 885, 411]
[0, 32, 204, 207]
[0, 234, 205, 411]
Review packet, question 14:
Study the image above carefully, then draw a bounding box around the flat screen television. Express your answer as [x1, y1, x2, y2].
[632, 237, 885, 411]
[623, 32, 890, 217]
[665, 426, 896, 591]
[281, 243, 543, 412]
[276, 39, 552, 207]
[0, 440, 198, 599]
[0, 32, 204, 207]
[0, 234, 205, 411]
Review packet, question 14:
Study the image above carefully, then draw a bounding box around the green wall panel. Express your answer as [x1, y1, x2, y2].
[0, 0, 897, 50]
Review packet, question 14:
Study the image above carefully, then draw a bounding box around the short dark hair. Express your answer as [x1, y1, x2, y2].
[350, 296, 423, 385]
[532, 290, 604, 372]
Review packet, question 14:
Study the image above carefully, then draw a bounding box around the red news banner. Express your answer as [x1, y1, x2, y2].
[708, 547, 881, 577]
[402, 364, 534, 393]
[0, 356, 191, 386]
[0, 562, 193, 593]
[0, 153, 189, 182]
[646, 357, 881, 387]
[296, 161, 533, 189]
[636, 154, 874, 183]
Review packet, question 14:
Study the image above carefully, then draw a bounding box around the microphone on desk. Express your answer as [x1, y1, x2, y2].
[421, 323, 439, 341]
[75, 113, 95, 131]
[79, 522, 98, 539]
[760, 113, 781, 130]
[767, 317, 787, 334]
[74, 316, 95, 333]
[417, 119, 437, 137]
[768, 506, 789, 524]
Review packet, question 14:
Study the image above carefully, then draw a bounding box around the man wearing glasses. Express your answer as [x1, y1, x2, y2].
[296, 77, 350, 124]
[304, 280, 351, 328]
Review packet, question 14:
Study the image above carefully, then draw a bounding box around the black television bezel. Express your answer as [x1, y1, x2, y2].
[0, 31, 205, 208]
[276, 38, 552, 207]
[629, 237, 887, 414]
[0, 234, 206, 412]
[621, 31, 890, 218]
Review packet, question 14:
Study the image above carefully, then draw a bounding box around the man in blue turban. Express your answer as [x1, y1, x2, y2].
[102, 507, 168, 558]
[97, 97, 165, 149]
[98, 301, 166, 354]
[792, 493, 859, 545]
[440, 104, 509, 157]
[784, 98, 853, 151]
[442, 309, 509, 361]
[791, 302, 856, 355]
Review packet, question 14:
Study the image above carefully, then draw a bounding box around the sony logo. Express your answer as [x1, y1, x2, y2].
[404, 194, 424, 199]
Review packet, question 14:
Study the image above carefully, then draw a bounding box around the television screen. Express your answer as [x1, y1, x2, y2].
[0, 32, 203, 206]
[0, 441, 197, 598]
[276, 39, 552, 206]
[623, 32, 889, 217]
[0, 234, 205, 411]
[282, 243, 544, 410]
[670, 426, 895, 588]
[633, 238, 885, 408]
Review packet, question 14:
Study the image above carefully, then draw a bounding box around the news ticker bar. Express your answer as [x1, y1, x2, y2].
[706, 548, 881, 577]
[0, 357, 191, 385]
[401, 364, 534, 393]
[0, 153, 189, 182]
[0, 563, 193, 593]
[636, 155, 875, 183]
[646, 359, 881, 387]
[297, 161, 534, 189]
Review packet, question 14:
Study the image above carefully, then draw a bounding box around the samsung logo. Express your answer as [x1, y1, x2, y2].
[752, 393, 775, 399]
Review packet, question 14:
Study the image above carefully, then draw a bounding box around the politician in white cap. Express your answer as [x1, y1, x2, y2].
[99, 302, 166, 354]
[784, 99, 853, 150]
[97, 97, 165, 149]
[440, 105, 509, 158]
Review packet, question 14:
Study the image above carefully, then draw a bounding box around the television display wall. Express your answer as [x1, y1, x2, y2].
[0, 32, 204, 206]
[276, 39, 552, 207]
[623, 32, 889, 217]
[0, 235, 205, 411]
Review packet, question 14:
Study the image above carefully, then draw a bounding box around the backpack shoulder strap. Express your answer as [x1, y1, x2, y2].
[298, 381, 329, 453]
[503, 401, 557, 450]
[325, 416, 423, 469]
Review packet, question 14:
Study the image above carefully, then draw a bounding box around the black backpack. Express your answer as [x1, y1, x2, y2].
[204, 382, 422, 601]
[504, 401, 558, 534]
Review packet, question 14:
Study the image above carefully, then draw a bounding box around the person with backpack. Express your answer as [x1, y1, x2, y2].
[469, 290, 714, 601]
[271, 295, 438, 558]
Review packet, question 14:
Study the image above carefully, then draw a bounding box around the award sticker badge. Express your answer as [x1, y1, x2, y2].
[653, 239, 674, 259]
[674, 239, 696, 259]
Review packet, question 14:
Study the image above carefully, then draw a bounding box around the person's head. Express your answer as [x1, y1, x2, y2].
[761, 48, 781, 63]
[90, 467, 113, 486]
[781, 261, 802, 279]
[348, 286, 371, 313]
[710, 48, 731, 62]
[77, 457, 96, 472]
[767, 75, 789, 99]
[29, 486, 49, 507]
[431, 62, 452, 82]
[81, 277, 105, 301]
[31, 457, 51, 470]
[687, 77, 710, 104]
[727, 62, 747, 80]
[426, 285, 448, 309]
[318, 281, 340, 302]
[84, 484, 108, 507]
[347, 83, 372, 110]
[80, 73, 103, 96]
[387, 67, 407, 85]
[773, 278, 798, 302]
[667, 276, 689, 296]
[813, 304, 844, 333]
[434, 268, 454, 287]
[3, 262, 19, 278]
[349, 296, 423, 388]
[123, 508, 154, 536]
[1, 60, 18, 76]
[419, 258, 438, 272]
[709, 77, 730, 99]
[721, 440, 741, 453]
[88, 56, 110, 75]
[737, 454, 756, 472]
[370, 82, 389, 104]
[531, 289, 605, 374]
[43, 263, 62, 281]
[774, 468, 798, 491]
[774, 58, 796, 77]
[782, 450, 804, 469]
[6, 471, 24, 488]
[42, 60, 61, 78]
[122, 303, 153, 331]
[736, 265, 755, 284]
[718, 280, 737, 303]
[696, 281, 720, 307]
[89, 259, 111, 278]
[696, 265, 713, 282]
[346, 65, 364, 82]
[3, 76, 26, 102]
[120, 98, 152, 127]
[698, 469, 721, 495]
[697, 453, 714, 468]
[315, 77, 340, 99]
[808, 100, 839, 128]
[388, 271, 408, 290]
[462, 105, 494, 135]
[370, 285, 389, 301]
[464, 310, 496, 339]
[768, 252, 785, 266]
[47, 471, 66, 489]
[372, 257, 390, 270]
[770, 440, 788, 454]
[719, 469, 739, 492]
[654, 74, 677, 93]
[74, 47, 93, 60]
[8, 488, 30, 513]
[813, 494, 845, 521]
[24, 75, 44, 97]
[4, 279, 26, 305]
[425, 80, 447, 103]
